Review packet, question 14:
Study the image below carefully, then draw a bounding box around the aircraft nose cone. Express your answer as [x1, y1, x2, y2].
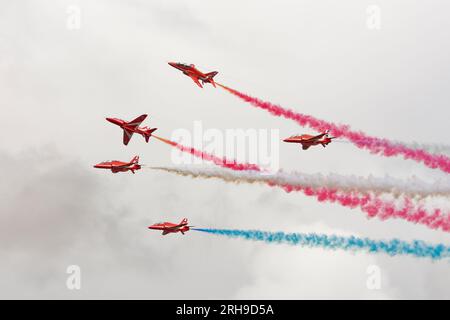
[168, 62, 177, 68]
[106, 117, 114, 123]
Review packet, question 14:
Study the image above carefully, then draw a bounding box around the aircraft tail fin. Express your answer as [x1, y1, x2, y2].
[180, 218, 188, 225]
[130, 155, 139, 164]
[206, 71, 218, 79]
[143, 128, 157, 142]
[206, 71, 218, 87]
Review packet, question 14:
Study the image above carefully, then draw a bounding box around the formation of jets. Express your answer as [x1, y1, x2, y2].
[94, 62, 338, 236]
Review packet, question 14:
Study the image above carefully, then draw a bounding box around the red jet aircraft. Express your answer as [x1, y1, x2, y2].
[94, 156, 141, 174]
[148, 218, 193, 235]
[283, 131, 335, 150]
[106, 114, 157, 146]
[168, 62, 218, 88]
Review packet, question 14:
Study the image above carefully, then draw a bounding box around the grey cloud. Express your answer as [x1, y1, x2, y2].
[0, 0, 449, 299]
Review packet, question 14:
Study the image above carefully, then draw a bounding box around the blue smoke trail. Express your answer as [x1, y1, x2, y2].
[192, 228, 450, 260]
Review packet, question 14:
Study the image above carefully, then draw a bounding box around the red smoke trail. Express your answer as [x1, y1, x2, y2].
[279, 183, 450, 232]
[217, 84, 450, 174]
[152, 134, 450, 232]
[152, 135, 260, 171]
[153, 164, 450, 233]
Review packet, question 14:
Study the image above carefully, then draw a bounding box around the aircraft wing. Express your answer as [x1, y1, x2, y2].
[123, 129, 134, 145]
[189, 75, 203, 88]
[127, 114, 148, 128]
[115, 162, 132, 169]
[307, 132, 327, 142]
[165, 225, 182, 230]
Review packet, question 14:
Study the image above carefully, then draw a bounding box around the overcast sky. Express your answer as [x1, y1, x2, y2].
[1, 0, 450, 299]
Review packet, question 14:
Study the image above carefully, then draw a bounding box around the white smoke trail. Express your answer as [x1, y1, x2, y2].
[150, 166, 450, 198]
